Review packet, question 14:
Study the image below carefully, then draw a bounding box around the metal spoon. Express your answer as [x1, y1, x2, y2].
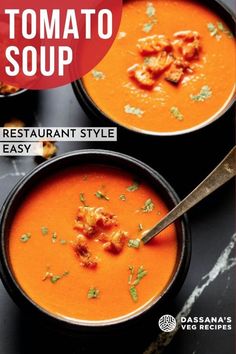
[142, 146, 236, 244]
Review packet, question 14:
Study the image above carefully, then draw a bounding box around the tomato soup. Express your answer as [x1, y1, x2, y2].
[83, 0, 236, 134]
[9, 165, 178, 321]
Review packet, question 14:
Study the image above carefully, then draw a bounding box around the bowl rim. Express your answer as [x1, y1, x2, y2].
[0, 149, 191, 329]
[0, 88, 28, 99]
[72, 0, 236, 137]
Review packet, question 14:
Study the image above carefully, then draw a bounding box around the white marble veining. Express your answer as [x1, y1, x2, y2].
[144, 233, 236, 354]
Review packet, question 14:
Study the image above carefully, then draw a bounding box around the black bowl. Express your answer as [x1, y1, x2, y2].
[72, 0, 235, 136]
[0, 150, 191, 333]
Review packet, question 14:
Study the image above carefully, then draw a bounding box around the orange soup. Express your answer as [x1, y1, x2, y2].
[83, 0, 236, 134]
[9, 165, 178, 321]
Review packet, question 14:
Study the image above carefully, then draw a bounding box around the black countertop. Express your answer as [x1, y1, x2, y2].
[0, 1, 235, 353]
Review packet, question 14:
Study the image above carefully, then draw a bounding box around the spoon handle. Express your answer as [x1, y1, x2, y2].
[142, 146, 236, 244]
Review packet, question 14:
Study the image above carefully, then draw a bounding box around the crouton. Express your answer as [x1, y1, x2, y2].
[137, 35, 172, 55]
[103, 230, 128, 254]
[146, 52, 174, 75]
[128, 64, 155, 88]
[42, 141, 57, 160]
[75, 206, 117, 237]
[0, 82, 20, 95]
[73, 235, 98, 268]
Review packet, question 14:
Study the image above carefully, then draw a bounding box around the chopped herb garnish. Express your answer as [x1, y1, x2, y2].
[124, 104, 144, 118]
[20, 233, 31, 243]
[127, 181, 139, 192]
[128, 265, 148, 302]
[51, 271, 69, 284]
[217, 22, 233, 37]
[43, 268, 69, 283]
[138, 224, 143, 232]
[190, 85, 212, 102]
[95, 191, 109, 201]
[42, 269, 51, 281]
[207, 23, 221, 40]
[142, 198, 155, 213]
[129, 286, 138, 302]
[128, 265, 135, 284]
[217, 22, 224, 31]
[80, 192, 87, 206]
[52, 232, 57, 243]
[208, 23, 218, 36]
[92, 70, 105, 80]
[128, 239, 141, 249]
[119, 194, 126, 201]
[51, 275, 61, 284]
[41, 227, 48, 236]
[83, 175, 88, 181]
[143, 18, 157, 33]
[60, 239, 67, 245]
[146, 2, 156, 17]
[143, 22, 154, 33]
[144, 3, 157, 32]
[170, 106, 184, 121]
[88, 287, 99, 299]
[133, 266, 148, 286]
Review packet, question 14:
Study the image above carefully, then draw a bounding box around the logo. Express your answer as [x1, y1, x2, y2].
[158, 315, 177, 332]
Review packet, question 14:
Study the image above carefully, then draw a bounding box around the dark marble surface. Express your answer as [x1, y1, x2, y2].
[0, 1, 235, 353]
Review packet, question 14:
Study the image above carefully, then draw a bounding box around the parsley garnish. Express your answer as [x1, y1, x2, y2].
[133, 266, 148, 286]
[127, 181, 139, 192]
[207, 23, 222, 40]
[208, 23, 218, 36]
[41, 227, 48, 236]
[217, 22, 224, 31]
[51, 275, 61, 284]
[128, 239, 141, 249]
[92, 70, 105, 80]
[208, 22, 232, 39]
[129, 286, 138, 302]
[124, 104, 144, 118]
[138, 224, 143, 232]
[60, 239, 67, 245]
[143, 2, 157, 33]
[170, 106, 184, 121]
[217, 22, 233, 37]
[43, 269, 69, 283]
[80, 192, 87, 206]
[142, 198, 155, 213]
[128, 265, 148, 302]
[20, 233, 31, 243]
[88, 287, 100, 299]
[128, 266, 135, 284]
[190, 85, 212, 102]
[95, 191, 109, 201]
[52, 232, 57, 243]
[143, 23, 153, 33]
[51, 271, 69, 283]
[146, 2, 156, 17]
[119, 194, 126, 201]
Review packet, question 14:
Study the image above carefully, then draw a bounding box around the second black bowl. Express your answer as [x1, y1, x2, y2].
[0, 149, 191, 333]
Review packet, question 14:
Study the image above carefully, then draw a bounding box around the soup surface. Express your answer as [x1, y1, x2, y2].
[9, 165, 178, 321]
[83, 0, 236, 133]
